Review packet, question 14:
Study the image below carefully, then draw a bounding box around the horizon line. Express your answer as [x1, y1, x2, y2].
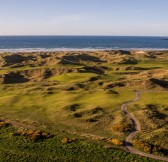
[0, 35, 168, 37]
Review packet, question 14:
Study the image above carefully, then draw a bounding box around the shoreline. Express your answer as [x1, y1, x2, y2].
[0, 48, 168, 53]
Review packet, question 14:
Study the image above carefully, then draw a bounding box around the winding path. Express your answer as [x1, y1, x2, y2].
[122, 91, 168, 162]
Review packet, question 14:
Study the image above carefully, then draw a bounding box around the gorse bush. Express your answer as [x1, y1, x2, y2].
[61, 137, 77, 144]
[0, 120, 10, 128]
[109, 138, 123, 146]
[133, 140, 166, 156]
[14, 129, 53, 141]
[112, 123, 132, 132]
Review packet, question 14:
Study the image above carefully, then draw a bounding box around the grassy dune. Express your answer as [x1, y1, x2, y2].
[0, 50, 168, 161]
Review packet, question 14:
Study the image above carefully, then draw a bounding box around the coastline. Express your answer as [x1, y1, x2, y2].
[1, 48, 168, 53]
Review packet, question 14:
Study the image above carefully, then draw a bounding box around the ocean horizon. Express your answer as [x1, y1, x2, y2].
[0, 36, 168, 52]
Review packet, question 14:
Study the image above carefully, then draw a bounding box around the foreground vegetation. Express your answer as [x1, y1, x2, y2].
[0, 124, 159, 162]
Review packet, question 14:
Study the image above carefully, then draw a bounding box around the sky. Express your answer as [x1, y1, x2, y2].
[0, 0, 168, 36]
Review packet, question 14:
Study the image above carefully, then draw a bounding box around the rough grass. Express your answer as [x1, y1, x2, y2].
[0, 51, 168, 161]
[128, 91, 168, 154]
[0, 81, 134, 139]
[0, 126, 159, 162]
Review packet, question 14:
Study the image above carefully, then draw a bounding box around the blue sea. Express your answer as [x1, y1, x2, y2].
[0, 36, 168, 52]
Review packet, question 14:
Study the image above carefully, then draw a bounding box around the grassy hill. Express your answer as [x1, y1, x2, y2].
[0, 50, 168, 161]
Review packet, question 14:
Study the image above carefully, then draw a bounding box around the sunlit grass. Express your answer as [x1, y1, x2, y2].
[49, 72, 97, 83]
